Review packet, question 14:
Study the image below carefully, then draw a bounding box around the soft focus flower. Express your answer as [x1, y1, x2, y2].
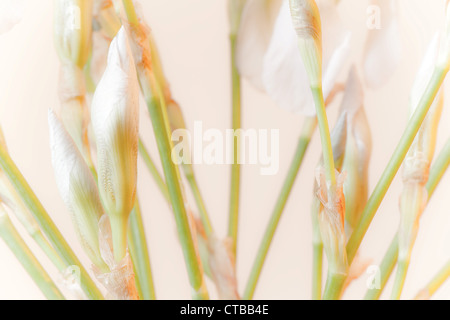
[54, 0, 94, 68]
[91, 27, 140, 262]
[398, 34, 444, 262]
[48, 109, 108, 271]
[289, 0, 322, 87]
[0, 0, 27, 35]
[261, 0, 350, 116]
[362, 0, 401, 89]
[338, 68, 372, 234]
[235, 0, 282, 89]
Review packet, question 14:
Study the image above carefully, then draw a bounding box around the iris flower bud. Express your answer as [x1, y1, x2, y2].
[289, 0, 322, 87]
[48, 110, 108, 271]
[54, 0, 94, 68]
[91, 27, 140, 262]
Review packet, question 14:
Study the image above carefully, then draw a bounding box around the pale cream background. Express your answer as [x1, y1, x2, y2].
[0, 0, 449, 300]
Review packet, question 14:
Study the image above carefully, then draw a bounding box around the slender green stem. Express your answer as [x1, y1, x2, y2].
[311, 195, 323, 300]
[321, 67, 448, 299]
[138, 138, 170, 203]
[363, 136, 450, 300]
[390, 258, 410, 300]
[364, 236, 398, 300]
[415, 260, 450, 299]
[146, 97, 208, 299]
[0, 144, 103, 300]
[426, 137, 450, 195]
[228, 34, 241, 258]
[128, 199, 156, 300]
[1, 175, 68, 273]
[121, 0, 207, 299]
[312, 242, 323, 300]
[311, 86, 336, 186]
[322, 273, 346, 300]
[311, 86, 338, 300]
[243, 118, 316, 300]
[0, 213, 65, 300]
[346, 68, 447, 263]
[32, 231, 67, 272]
[121, 0, 139, 25]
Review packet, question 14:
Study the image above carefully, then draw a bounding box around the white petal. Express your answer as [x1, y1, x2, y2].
[263, 0, 350, 116]
[48, 109, 105, 267]
[0, 0, 27, 35]
[236, 0, 282, 89]
[91, 27, 139, 218]
[322, 33, 351, 100]
[362, 0, 401, 89]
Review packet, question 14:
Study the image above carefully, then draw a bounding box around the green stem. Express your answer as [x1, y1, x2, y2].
[146, 97, 208, 300]
[32, 231, 67, 272]
[363, 236, 398, 300]
[415, 260, 450, 299]
[228, 34, 241, 258]
[243, 117, 316, 300]
[311, 86, 338, 300]
[0, 144, 103, 300]
[347, 68, 447, 263]
[390, 258, 410, 300]
[138, 138, 170, 203]
[312, 242, 323, 300]
[322, 273, 346, 300]
[121, 0, 207, 299]
[121, 0, 139, 25]
[363, 136, 450, 300]
[0, 214, 65, 300]
[426, 137, 450, 196]
[128, 199, 156, 300]
[311, 86, 336, 186]
[323, 67, 449, 299]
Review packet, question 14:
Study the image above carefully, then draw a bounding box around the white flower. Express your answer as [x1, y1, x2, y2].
[362, 0, 401, 89]
[48, 109, 107, 270]
[235, 0, 282, 89]
[237, 0, 350, 116]
[54, 0, 93, 68]
[0, 0, 27, 35]
[91, 27, 139, 261]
